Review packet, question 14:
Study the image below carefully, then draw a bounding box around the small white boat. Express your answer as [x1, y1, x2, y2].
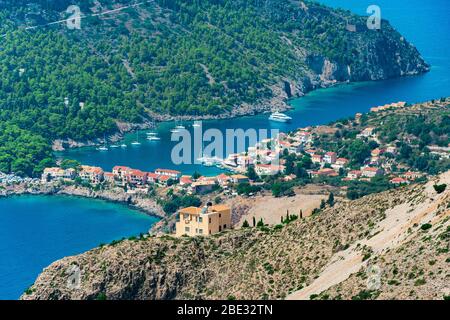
[131, 131, 141, 145]
[146, 132, 157, 136]
[110, 145, 119, 148]
[147, 136, 161, 141]
[175, 125, 185, 130]
[192, 123, 201, 128]
[120, 144, 127, 148]
[98, 134, 109, 151]
[269, 112, 292, 123]
[170, 129, 179, 133]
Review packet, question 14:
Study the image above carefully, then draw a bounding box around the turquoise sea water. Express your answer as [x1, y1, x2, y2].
[0, 196, 158, 299]
[1, 0, 449, 300]
[59, 0, 450, 175]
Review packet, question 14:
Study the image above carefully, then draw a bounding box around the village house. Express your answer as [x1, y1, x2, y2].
[179, 175, 193, 186]
[126, 169, 148, 185]
[401, 171, 424, 181]
[386, 145, 397, 155]
[357, 127, 376, 139]
[146, 172, 159, 184]
[312, 154, 323, 164]
[278, 140, 291, 152]
[103, 172, 115, 185]
[237, 155, 253, 169]
[255, 149, 273, 162]
[157, 174, 173, 186]
[371, 148, 385, 158]
[390, 177, 410, 185]
[283, 174, 297, 182]
[254, 164, 285, 176]
[216, 173, 232, 186]
[324, 152, 337, 164]
[289, 141, 303, 155]
[427, 145, 450, 159]
[155, 168, 182, 179]
[230, 174, 249, 184]
[191, 180, 216, 194]
[310, 168, 339, 178]
[41, 167, 76, 182]
[370, 101, 406, 113]
[175, 204, 232, 237]
[361, 166, 384, 178]
[336, 158, 349, 166]
[112, 166, 130, 179]
[332, 158, 349, 170]
[79, 165, 104, 184]
[295, 131, 313, 144]
[347, 170, 362, 180]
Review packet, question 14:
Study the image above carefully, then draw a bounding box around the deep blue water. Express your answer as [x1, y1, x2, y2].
[0, 196, 158, 299]
[2, 0, 449, 300]
[60, 0, 450, 175]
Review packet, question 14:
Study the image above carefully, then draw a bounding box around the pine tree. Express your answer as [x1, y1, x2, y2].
[257, 218, 264, 227]
[320, 199, 326, 209]
[327, 192, 335, 206]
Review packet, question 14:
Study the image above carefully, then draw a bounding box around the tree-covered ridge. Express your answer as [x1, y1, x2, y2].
[0, 0, 428, 176]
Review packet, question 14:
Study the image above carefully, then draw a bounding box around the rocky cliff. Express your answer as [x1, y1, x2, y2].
[22, 171, 449, 300]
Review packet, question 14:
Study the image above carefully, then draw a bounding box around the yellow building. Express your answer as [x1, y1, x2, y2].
[175, 205, 232, 237]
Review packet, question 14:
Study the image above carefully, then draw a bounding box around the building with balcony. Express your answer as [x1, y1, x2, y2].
[175, 204, 232, 237]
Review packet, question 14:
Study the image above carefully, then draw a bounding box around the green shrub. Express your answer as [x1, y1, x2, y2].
[96, 292, 107, 300]
[433, 184, 447, 194]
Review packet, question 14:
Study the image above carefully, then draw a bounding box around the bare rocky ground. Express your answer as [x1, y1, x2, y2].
[21, 171, 449, 300]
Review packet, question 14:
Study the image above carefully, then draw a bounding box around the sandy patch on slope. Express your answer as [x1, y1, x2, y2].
[232, 192, 327, 227]
[287, 171, 450, 300]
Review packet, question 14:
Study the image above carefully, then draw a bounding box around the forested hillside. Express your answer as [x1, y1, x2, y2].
[0, 0, 429, 176]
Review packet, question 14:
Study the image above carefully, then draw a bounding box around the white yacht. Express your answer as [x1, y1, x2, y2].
[192, 122, 201, 128]
[269, 112, 292, 123]
[120, 144, 127, 148]
[98, 134, 108, 151]
[131, 131, 141, 146]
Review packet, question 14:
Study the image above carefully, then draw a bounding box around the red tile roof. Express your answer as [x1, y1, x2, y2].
[155, 168, 181, 174]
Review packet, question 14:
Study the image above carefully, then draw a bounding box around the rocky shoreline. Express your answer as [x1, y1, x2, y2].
[51, 58, 429, 152]
[0, 181, 165, 219]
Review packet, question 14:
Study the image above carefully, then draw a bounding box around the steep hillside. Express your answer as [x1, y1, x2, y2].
[0, 0, 429, 175]
[22, 171, 449, 300]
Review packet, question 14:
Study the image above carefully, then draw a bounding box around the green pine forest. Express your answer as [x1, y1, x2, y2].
[0, 0, 427, 176]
